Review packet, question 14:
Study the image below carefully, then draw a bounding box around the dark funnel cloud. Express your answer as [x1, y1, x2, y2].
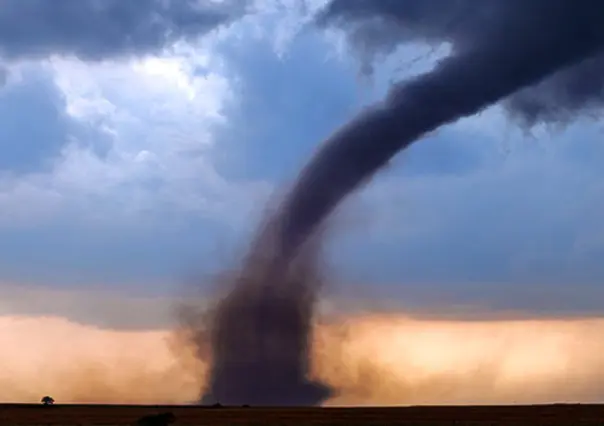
[508, 54, 604, 126]
[197, 0, 604, 406]
[0, 0, 248, 61]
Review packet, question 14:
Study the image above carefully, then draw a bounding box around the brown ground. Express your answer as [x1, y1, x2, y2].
[2, 404, 604, 426]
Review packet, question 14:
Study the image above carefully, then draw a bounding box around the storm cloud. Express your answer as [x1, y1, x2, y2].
[0, 0, 248, 60]
[316, 0, 604, 128]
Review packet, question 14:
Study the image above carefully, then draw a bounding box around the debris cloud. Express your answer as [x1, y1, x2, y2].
[6, 314, 604, 405]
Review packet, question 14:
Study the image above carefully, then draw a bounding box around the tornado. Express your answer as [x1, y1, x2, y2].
[200, 219, 332, 406]
[199, 0, 604, 406]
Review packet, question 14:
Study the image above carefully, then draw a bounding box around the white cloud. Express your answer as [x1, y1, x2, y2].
[0, 37, 268, 229]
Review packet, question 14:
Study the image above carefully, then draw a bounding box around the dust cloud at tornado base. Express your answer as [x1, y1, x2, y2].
[189, 1, 604, 406]
[6, 314, 604, 405]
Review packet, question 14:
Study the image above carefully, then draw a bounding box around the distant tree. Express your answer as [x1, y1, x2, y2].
[41, 396, 55, 406]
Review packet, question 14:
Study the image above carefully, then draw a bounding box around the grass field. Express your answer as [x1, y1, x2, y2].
[2, 403, 604, 426]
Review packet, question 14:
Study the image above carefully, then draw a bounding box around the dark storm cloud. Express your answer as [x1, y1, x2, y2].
[0, 0, 248, 60]
[316, 0, 604, 127]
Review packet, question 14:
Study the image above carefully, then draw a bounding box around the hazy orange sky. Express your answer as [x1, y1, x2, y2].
[3, 285, 604, 406]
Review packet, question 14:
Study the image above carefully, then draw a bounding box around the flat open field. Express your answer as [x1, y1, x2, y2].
[2, 403, 604, 426]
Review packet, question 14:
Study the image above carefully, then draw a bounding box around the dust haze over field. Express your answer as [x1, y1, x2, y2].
[5, 313, 604, 405]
